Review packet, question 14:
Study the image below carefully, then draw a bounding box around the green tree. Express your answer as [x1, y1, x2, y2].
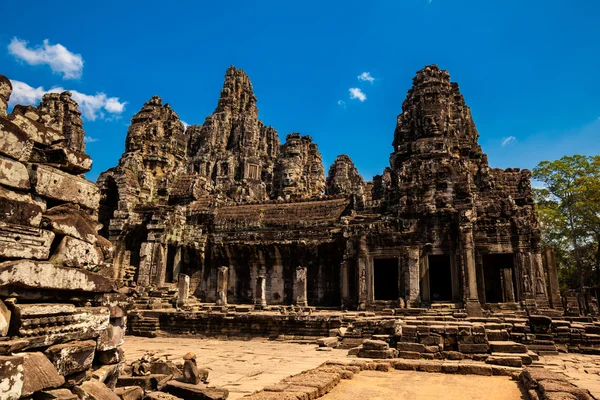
[533, 155, 600, 291]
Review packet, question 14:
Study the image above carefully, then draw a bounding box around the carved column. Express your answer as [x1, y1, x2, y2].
[294, 266, 308, 307]
[543, 247, 562, 308]
[173, 246, 182, 281]
[501, 268, 516, 302]
[254, 273, 267, 309]
[137, 242, 153, 286]
[216, 266, 228, 306]
[405, 246, 420, 307]
[340, 260, 350, 309]
[460, 221, 483, 316]
[357, 235, 368, 310]
[177, 274, 190, 307]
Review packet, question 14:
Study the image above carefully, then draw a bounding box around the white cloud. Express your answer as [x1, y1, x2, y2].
[501, 136, 516, 146]
[84, 136, 99, 143]
[8, 79, 126, 121]
[357, 72, 375, 83]
[181, 121, 190, 130]
[349, 88, 367, 102]
[337, 100, 346, 108]
[8, 37, 84, 80]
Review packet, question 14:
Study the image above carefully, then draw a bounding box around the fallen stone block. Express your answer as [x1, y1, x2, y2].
[91, 364, 121, 389]
[50, 236, 104, 269]
[17, 351, 65, 397]
[0, 260, 117, 296]
[538, 380, 593, 400]
[282, 370, 341, 397]
[357, 348, 398, 359]
[163, 380, 229, 400]
[73, 380, 120, 400]
[0, 299, 10, 336]
[42, 203, 100, 244]
[485, 355, 522, 368]
[117, 375, 171, 392]
[0, 154, 30, 190]
[317, 336, 338, 348]
[0, 355, 24, 399]
[8, 107, 64, 146]
[29, 164, 100, 210]
[0, 118, 33, 161]
[0, 221, 55, 260]
[113, 386, 144, 400]
[33, 388, 78, 399]
[362, 339, 389, 350]
[44, 146, 93, 174]
[0, 185, 45, 227]
[44, 340, 96, 376]
[96, 348, 125, 365]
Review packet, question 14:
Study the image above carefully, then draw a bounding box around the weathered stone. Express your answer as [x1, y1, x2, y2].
[0, 74, 10, 118]
[182, 358, 201, 384]
[0, 299, 10, 336]
[73, 380, 120, 400]
[362, 339, 389, 350]
[0, 222, 55, 261]
[97, 318, 125, 351]
[0, 185, 45, 227]
[163, 380, 229, 400]
[0, 355, 24, 399]
[44, 146, 93, 174]
[29, 164, 100, 210]
[325, 154, 365, 204]
[113, 386, 144, 400]
[0, 260, 117, 294]
[50, 236, 103, 269]
[17, 352, 65, 397]
[485, 355, 523, 368]
[90, 364, 121, 389]
[42, 203, 100, 244]
[116, 375, 171, 392]
[44, 340, 96, 376]
[0, 154, 30, 190]
[396, 342, 425, 353]
[33, 388, 79, 399]
[0, 118, 33, 161]
[96, 348, 125, 365]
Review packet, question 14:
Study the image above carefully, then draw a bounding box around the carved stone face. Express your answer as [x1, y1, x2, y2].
[282, 168, 299, 187]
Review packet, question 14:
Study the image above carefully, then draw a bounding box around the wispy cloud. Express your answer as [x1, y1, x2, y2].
[8, 37, 84, 80]
[337, 100, 346, 108]
[501, 136, 516, 147]
[9, 79, 127, 121]
[349, 88, 367, 102]
[84, 136, 99, 143]
[357, 72, 375, 83]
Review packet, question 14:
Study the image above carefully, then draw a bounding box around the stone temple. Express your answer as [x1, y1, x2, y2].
[97, 65, 553, 317]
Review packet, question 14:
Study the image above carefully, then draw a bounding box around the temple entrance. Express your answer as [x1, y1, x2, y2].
[428, 255, 452, 302]
[483, 254, 516, 303]
[165, 245, 177, 283]
[374, 258, 399, 300]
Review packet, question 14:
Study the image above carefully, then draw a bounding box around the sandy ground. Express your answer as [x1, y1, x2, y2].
[321, 370, 526, 400]
[122, 336, 349, 399]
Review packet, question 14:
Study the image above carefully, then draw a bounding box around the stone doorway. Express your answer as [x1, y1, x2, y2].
[482, 254, 516, 303]
[373, 258, 399, 300]
[428, 255, 453, 302]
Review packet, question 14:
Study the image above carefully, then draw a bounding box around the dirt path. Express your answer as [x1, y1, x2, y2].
[321, 370, 526, 400]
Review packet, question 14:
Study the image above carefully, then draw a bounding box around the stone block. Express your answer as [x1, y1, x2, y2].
[485, 355, 523, 368]
[113, 386, 144, 400]
[457, 364, 493, 376]
[33, 388, 79, 399]
[73, 380, 120, 400]
[96, 348, 125, 365]
[358, 348, 398, 359]
[488, 341, 527, 354]
[0, 355, 24, 399]
[44, 146, 93, 174]
[0, 118, 33, 161]
[317, 336, 338, 348]
[362, 339, 389, 350]
[0, 154, 30, 189]
[420, 335, 443, 346]
[163, 380, 229, 400]
[90, 364, 121, 389]
[0, 299, 10, 336]
[0, 222, 55, 260]
[42, 203, 100, 244]
[116, 375, 170, 392]
[396, 342, 425, 353]
[50, 236, 104, 269]
[45, 340, 96, 376]
[97, 318, 125, 351]
[29, 164, 100, 210]
[0, 260, 117, 296]
[458, 343, 489, 353]
[0, 185, 45, 227]
[8, 110, 64, 146]
[396, 351, 421, 359]
[17, 352, 65, 397]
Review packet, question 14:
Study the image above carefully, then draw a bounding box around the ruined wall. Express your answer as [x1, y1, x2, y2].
[0, 74, 125, 399]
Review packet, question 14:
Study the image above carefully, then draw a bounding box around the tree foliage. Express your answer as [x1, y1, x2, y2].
[533, 155, 600, 291]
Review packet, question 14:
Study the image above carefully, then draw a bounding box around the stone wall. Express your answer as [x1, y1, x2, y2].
[0, 74, 126, 399]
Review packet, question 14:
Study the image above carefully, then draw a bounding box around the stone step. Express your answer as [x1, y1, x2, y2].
[485, 355, 523, 368]
[488, 341, 528, 354]
[491, 352, 532, 365]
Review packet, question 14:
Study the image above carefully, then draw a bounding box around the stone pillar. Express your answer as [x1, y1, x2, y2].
[357, 235, 368, 310]
[254, 274, 267, 309]
[173, 246, 182, 282]
[137, 242, 154, 286]
[405, 246, 421, 307]
[294, 266, 308, 307]
[501, 268, 516, 302]
[543, 247, 562, 308]
[460, 224, 483, 316]
[216, 266, 228, 306]
[177, 274, 190, 307]
[154, 243, 167, 286]
[340, 260, 350, 309]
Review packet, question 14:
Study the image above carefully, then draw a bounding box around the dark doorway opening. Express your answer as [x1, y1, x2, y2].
[98, 177, 119, 239]
[429, 255, 452, 301]
[483, 254, 516, 303]
[374, 258, 399, 300]
[166, 245, 176, 283]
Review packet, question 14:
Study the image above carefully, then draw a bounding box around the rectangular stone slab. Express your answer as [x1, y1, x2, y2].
[44, 147, 93, 174]
[15, 351, 65, 397]
[28, 164, 100, 210]
[8, 109, 64, 146]
[44, 340, 96, 376]
[49, 236, 103, 269]
[0, 118, 33, 161]
[0, 260, 117, 294]
[0, 355, 24, 399]
[0, 221, 55, 260]
[0, 185, 45, 227]
[0, 154, 30, 190]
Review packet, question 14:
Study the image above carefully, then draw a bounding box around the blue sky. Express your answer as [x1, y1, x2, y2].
[1, 1, 599, 183]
